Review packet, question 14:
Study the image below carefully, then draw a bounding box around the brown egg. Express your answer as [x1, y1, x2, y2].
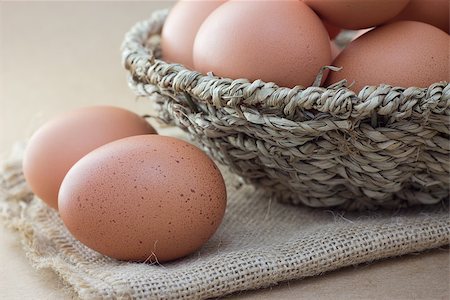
[390, 0, 449, 33]
[326, 21, 450, 92]
[161, 0, 226, 69]
[23, 106, 156, 209]
[58, 135, 227, 262]
[304, 0, 410, 29]
[193, 0, 331, 88]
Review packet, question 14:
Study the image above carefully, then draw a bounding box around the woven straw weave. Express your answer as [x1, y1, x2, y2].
[1, 144, 449, 299]
[122, 9, 450, 210]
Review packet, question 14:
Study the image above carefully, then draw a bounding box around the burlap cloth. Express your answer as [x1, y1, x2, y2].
[1, 140, 449, 299]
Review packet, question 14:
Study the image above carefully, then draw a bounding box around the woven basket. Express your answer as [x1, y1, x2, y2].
[121, 9, 450, 210]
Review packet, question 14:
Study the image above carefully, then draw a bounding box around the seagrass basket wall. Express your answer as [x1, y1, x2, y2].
[122, 9, 450, 210]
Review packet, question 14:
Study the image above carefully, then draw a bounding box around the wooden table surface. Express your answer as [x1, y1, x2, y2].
[0, 1, 448, 299]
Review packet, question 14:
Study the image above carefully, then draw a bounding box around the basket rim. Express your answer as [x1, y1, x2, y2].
[121, 8, 450, 121]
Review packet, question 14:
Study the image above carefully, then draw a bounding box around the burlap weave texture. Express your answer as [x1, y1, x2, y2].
[1, 144, 449, 299]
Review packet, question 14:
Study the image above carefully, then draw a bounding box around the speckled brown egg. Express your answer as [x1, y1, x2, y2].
[23, 106, 157, 210]
[58, 135, 227, 262]
[325, 21, 450, 92]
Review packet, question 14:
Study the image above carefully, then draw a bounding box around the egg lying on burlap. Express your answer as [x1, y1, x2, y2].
[58, 135, 227, 262]
[325, 21, 450, 92]
[23, 106, 157, 209]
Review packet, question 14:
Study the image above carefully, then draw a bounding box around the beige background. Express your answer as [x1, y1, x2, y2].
[0, 1, 449, 299]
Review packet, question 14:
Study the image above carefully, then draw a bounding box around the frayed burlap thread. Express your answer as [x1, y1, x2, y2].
[121, 9, 450, 210]
[1, 145, 449, 299]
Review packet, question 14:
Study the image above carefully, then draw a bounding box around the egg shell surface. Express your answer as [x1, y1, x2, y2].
[390, 0, 449, 33]
[58, 135, 227, 262]
[161, 0, 226, 69]
[305, 0, 410, 29]
[23, 106, 156, 209]
[193, 0, 331, 88]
